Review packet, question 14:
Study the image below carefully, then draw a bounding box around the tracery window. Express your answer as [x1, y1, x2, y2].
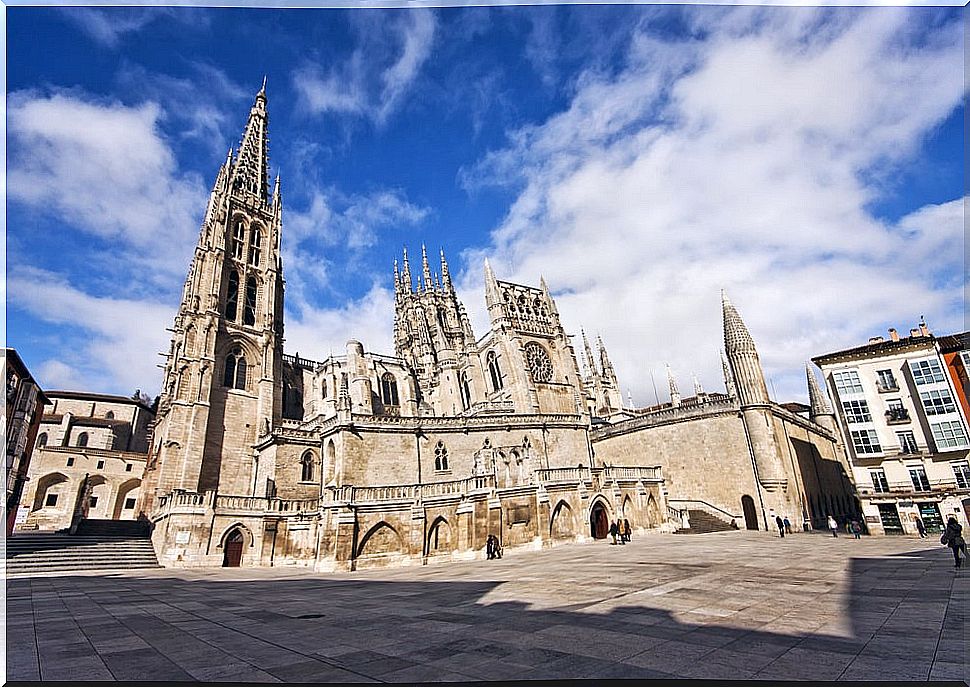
[232, 220, 246, 260]
[380, 373, 399, 407]
[300, 451, 314, 482]
[249, 227, 262, 267]
[524, 342, 553, 383]
[223, 347, 247, 390]
[460, 371, 472, 410]
[225, 271, 240, 321]
[434, 441, 449, 471]
[243, 277, 257, 326]
[487, 351, 503, 391]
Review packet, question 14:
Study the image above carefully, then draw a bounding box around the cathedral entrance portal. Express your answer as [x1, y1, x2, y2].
[741, 495, 759, 531]
[590, 502, 609, 539]
[223, 529, 244, 567]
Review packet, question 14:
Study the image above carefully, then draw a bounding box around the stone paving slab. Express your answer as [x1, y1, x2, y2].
[5, 529, 968, 682]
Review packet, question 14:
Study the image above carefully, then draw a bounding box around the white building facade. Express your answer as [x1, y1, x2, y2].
[813, 324, 970, 535]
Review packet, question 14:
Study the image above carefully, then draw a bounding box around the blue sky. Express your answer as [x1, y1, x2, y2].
[6, 6, 965, 406]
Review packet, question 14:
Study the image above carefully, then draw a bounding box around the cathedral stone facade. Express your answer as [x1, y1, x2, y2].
[139, 87, 858, 569]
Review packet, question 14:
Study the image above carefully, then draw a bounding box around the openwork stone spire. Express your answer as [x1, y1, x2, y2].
[667, 364, 681, 407]
[230, 81, 270, 204]
[421, 245, 433, 291]
[722, 290, 769, 406]
[721, 350, 737, 398]
[722, 290, 756, 355]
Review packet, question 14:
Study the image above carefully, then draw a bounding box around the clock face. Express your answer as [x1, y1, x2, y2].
[524, 342, 553, 383]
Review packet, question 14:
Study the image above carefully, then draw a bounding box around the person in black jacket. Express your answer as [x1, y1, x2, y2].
[941, 517, 967, 568]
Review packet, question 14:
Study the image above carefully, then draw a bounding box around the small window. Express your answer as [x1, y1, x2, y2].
[841, 400, 872, 423]
[300, 451, 314, 482]
[105, 411, 115, 419]
[953, 461, 970, 489]
[37, 432, 48, 447]
[910, 359, 946, 386]
[869, 469, 890, 493]
[249, 227, 262, 267]
[380, 373, 399, 407]
[124, 498, 136, 510]
[223, 347, 247, 390]
[434, 441, 449, 472]
[244, 277, 257, 326]
[77, 432, 89, 448]
[232, 220, 246, 260]
[125, 463, 133, 472]
[487, 351, 503, 391]
[850, 429, 881, 454]
[897, 431, 918, 454]
[67, 457, 75, 467]
[89, 496, 99, 509]
[96, 460, 105, 470]
[876, 369, 897, 391]
[908, 466, 930, 492]
[832, 370, 864, 395]
[45, 493, 58, 507]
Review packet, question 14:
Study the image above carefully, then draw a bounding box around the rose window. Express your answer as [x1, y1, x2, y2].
[524, 342, 553, 382]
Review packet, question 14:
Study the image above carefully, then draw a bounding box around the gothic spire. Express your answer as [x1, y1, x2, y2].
[806, 363, 832, 417]
[667, 364, 681, 407]
[484, 257, 501, 307]
[393, 259, 402, 297]
[581, 329, 596, 377]
[722, 290, 756, 355]
[401, 247, 412, 292]
[421, 244, 432, 291]
[693, 373, 705, 397]
[596, 334, 615, 379]
[440, 249, 453, 291]
[230, 82, 270, 204]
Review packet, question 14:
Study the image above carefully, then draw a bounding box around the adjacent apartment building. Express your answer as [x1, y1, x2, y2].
[813, 322, 970, 535]
[5, 349, 50, 534]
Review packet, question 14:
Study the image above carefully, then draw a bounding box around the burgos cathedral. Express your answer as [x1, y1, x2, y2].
[139, 86, 858, 569]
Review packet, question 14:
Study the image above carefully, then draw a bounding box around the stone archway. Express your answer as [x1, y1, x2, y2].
[111, 478, 142, 520]
[222, 528, 245, 567]
[589, 499, 610, 539]
[426, 516, 452, 554]
[741, 495, 759, 531]
[550, 500, 574, 539]
[32, 473, 69, 512]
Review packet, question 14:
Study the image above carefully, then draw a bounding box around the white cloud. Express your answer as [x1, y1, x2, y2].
[60, 8, 207, 49]
[459, 9, 965, 406]
[293, 11, 437, 126]
[8, 267, 174, 395]
[7, 90, 206, 280]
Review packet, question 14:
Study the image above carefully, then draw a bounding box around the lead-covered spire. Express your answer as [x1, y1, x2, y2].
[229, 82, 270, 204]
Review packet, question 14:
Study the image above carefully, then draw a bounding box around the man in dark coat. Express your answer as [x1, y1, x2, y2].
[609, 520, 618, 545]
[775, 515, 785, 538]
[941, 517, 967, 568]
[915, 517, 927, 538]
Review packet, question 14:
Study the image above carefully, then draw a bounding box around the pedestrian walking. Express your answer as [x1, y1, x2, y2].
[486, 534, 496, 560]
[775, 515, 785, 537]
[617, 519, 626, 545]
[783, 516, 792, 535]
[827, 515, 839, 537]
[941, 517, 967, 569]
[850, 520, 862, 539]
[609, 520, 618, 545]
[915, 517, 927, 538]
[623, 518, 632, 543]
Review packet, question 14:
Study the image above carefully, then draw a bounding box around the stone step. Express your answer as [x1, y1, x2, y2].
[673, 509, 737, 534]
[4, 529, 160, 574]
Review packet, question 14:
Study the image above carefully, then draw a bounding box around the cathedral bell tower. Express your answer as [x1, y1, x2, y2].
[140, 82, 285, 512]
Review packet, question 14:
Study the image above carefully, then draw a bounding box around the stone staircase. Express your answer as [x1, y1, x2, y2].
[5, 529, 160, 576]
[673, 509, 737, 534]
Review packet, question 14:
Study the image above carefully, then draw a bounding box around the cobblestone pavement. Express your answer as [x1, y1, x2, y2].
[5, 530, 968, 682]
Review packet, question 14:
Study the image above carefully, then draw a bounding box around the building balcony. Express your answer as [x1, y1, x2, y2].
[857, 478, 966, 498]
[876, 382, 899, 393]
[885, 409, 911, 424]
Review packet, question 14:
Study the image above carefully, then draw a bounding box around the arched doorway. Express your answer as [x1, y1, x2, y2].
[741, 495, 759, 531]
[223, 529, 244, 567]
[589, 501, 610, 539]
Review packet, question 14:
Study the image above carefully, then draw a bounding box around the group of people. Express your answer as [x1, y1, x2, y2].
[485, 533, 503, 560]
[609, 518, 632, 544]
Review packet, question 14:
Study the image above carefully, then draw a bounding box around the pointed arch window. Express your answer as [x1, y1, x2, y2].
[243, 277, 257, 326]
[321, 378, 328, 398]
[380, 373, 399, 407]
[487, 351, 503, 391]
[249, 227, 262, 267]
[223, 347, 247, 390]
[300, 451, 314, 482]
[105, 411, 114, 419]
[225, 271, 240, 321]
[434, 441, 449, 472]
[77, 432, 89, 448]
[459, 371, 472, 410]
[232, 220, 246, 260]
[37, 433, 48, 448]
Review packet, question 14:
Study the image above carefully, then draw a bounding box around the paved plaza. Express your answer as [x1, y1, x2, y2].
[5, 530, 968, 683]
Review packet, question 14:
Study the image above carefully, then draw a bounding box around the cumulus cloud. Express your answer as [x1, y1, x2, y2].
[7, 90, 206, 280]
[8, 267, 175, 395]
[293, 10, 437, 125]
[459, 9, 964, 406]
